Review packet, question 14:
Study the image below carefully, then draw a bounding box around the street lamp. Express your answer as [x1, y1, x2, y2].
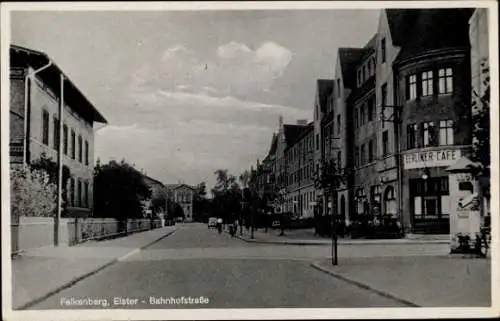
[379, 104, 405, 234]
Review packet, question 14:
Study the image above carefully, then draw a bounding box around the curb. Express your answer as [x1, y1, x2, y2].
[234, 234, 449, 246]
[309, 262, 420, 307]
[16, 228, 177, 310]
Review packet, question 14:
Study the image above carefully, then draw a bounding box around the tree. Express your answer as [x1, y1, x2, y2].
[193, 181, 209, 222]
[93, 159, 152, 220]
[211, 169, 242, 223]
[30, 153, 71, 213]
[11, 165, 57, 218]
[471, 58, 490, 173]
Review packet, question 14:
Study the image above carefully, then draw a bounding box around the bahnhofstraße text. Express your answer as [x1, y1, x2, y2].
[60, 296, 210, 307]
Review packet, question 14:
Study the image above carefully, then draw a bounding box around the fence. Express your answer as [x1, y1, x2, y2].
[11, 216, 162, 255]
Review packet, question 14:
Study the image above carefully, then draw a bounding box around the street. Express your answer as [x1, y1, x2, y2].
[29, 224, 409, 309]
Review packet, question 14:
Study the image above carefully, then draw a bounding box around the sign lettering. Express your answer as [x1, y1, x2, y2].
[403, 149, 463, 169]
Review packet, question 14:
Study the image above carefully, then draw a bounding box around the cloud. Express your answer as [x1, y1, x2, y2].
[132, 41, 292, 96]
[109, 41, 299, 189]
[98, 86, 310, 190]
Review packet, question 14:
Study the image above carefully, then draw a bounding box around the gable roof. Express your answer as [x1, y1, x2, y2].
[10, 44, 107, 124]
[386, 9, 474, 63]
[316, 79, 333, 113]
[268, 133, 278, 156]
[338, 48, 371, 89]
[283, 124, 308, 150]
[170, 183, 196, 191]
[143, 175, 165, 187]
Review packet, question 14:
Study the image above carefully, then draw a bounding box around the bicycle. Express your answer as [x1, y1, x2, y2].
[474, 225, 491, 258]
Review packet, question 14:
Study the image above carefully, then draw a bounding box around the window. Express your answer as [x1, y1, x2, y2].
[421, 71, 434, 96]
[85, 140, 89, 165]
[382, 131, 389, 156]
[423, 122, 437, 147]
[381, 83, 388, 106]
[337, 115, 341, 134]
[63, 124, 68, 155]
[439, 120, 454, 145]
[42, 110, 49, 145]
[52, 116, 60, 150]
[381, 38, 386, 63]
[337, 151, 342, 169]
[361, 144, 366, 165]
[355, 147, 360, 167]
[316, 134, 319, 150]
[367, 97, 374, 121]
[438, 68, 453, 94]
[70, 177, 75, 207]
[407, 74, 417, 100]
[360, 104, 366, 125]
[78, 179, 83, 207]
[78, 135, 83, 163]
[368, 140, 374, 162]
[407, 124, 418, 149]
[363, 65, 368, 82]
[84, 181, 89, 208]
[71, 129, 76, 159]
[384, 186, 396, 216]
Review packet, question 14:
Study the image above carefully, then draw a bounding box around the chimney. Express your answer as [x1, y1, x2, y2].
[296, 119, 308, 126]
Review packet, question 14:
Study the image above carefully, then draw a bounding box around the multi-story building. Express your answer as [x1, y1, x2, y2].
[142, 175, 167, 217]
[313, 79, 333, 216]
[165, 184, 196, 222]
[252, 9, 481, 236]
[328, 9, 474, 234]
[9, 45, 107, 216]
[285, 121, 315, 218]
[391, 9, 474, 234]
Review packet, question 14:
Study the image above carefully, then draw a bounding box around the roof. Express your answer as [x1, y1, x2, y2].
[142, 175, 165, 187]
[316, 79, 333, 113]
[283, 124, 309, 150]
[387, 9, 474, 63]
[268, 133, 278, 156]
[165, 183, 196, 191]
[10, 44, 107, 124]
[338, 48, 371, 89]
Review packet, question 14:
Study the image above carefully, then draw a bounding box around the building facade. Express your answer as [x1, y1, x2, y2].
[166, 184, 196, 222]
[9, 45, 107, 216]
[250, 8, 483, 236]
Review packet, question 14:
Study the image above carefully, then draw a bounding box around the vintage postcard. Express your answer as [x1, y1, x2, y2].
[1, 1, 498, 320]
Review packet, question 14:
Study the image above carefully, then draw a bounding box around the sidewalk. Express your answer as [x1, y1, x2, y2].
[11, 226, 177, 310]
[311, 255, 491, 307]
[233, 227, 449, 245]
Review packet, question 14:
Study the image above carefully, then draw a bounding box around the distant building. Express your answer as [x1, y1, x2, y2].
[165, 184, 196, 222]
[9, 45, 107, 216]
[142, 175, 167, 219]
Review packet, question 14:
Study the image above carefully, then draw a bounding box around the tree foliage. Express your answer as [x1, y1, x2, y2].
[211, 169, 242, 222]
[93, 159, 152, 220]
[11, 165, 57, 219]
[30, 153, 71, 210]
[193, 181, 209, 222]
[471, 58, 490, 172]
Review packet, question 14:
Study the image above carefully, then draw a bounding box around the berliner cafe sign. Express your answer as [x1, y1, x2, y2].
[403, 148, 463, 169]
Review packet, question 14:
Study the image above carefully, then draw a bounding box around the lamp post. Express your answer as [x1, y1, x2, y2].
[379, 104, 404, 233]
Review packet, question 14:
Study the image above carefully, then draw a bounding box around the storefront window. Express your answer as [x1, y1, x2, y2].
[410, 177, 450, 219]
[383, 186, 397, 216]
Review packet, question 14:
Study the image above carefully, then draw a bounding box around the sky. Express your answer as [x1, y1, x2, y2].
[11, 9, 380, 191]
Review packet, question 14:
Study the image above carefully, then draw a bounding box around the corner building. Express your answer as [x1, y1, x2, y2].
[390, 9, 474, 234]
